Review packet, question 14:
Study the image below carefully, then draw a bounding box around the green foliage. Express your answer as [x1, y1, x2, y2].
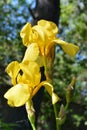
[0, 0, 30, 85]
[54, 0, 87, 128]
[72, 114, 84, 127]
[0, 119, 16, 130]
[60, 0, 87, 53]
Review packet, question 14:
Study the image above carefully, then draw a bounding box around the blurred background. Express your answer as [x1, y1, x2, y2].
[0, 0, 87, 130]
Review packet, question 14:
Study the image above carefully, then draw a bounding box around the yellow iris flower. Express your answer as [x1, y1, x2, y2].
[20, 19, 79, 57]
[4, 19, 80, 130]
[4, 19, 79, 108]
[4, 43, 59, 107]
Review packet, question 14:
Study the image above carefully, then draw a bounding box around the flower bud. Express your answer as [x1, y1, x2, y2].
[66, 77, 76, 104]
[57, 104, 66, 125]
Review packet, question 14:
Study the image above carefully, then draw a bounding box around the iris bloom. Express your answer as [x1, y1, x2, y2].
[4, 20, 80, 130]
[20, 19, 79, 57]
[4, 19, 79, 108]
[4, 43, 59, 107]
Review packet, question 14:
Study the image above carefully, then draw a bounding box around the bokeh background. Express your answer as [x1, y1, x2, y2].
[0, 0, 87, 130]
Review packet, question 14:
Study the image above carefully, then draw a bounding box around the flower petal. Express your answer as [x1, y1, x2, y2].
[53, 39, 79, 57]
[36, 56, 44, 67]
[32, 26, 45, 43]
[4, 84, 32, 107]
[5, 61, 20, 85]
[32, 81, 59, 104]
[23, 43, 39, 62]
[43, 82, 59, 104]
[32, 25, 46, 56]
[20, 22, 32, 46]
[20, 61, 41, 87]
[38, 20, 58, 36]
[52, 93, 60, 104]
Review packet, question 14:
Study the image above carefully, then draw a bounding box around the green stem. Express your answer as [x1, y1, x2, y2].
[26, 101, 37, 130]
[65, 102, 69, 110]
[43, 55, 61, 130]
[53, 104, 61, 130]
[29, 117, 37, 130]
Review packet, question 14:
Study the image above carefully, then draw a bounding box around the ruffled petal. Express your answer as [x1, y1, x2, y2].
[32, 26, 45, 43]
[32, 25, 46, 56]
[4, 84, 32, 107]
[20, 22, 32, 46]
[33, 20, 58, 56]
[38, 20, 58, 36]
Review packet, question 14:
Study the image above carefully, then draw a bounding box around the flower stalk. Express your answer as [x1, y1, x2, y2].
[53, 104, 61, 130]
[26, 101, 36, 130]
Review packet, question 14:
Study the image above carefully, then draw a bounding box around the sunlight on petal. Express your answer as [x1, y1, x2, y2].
[32, 81, 59, 104]
[4, 84, 32, 107]
[20, 22, 32, 46]
[32, 26, 45, 43]
[53, 39, 79, 57]
[23, 43, 39, 62]
[5, 61, 20, 85]
[20, 61, 41, 87]
[52, 93, 60, 104]
[43, 82, 59, 104]
[38, 19, 58, 35]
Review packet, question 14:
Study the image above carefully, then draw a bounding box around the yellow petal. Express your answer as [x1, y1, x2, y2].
[17, 73, 33, 85]
[20, 22, 32, 46]
[36, 56, 44, 67]
[52, 93, 60, 104]
[20, 23, 31, 38]
[53, 39, 79, 57]
[23, 43, 39, 62]
[20, 61, 40, 76]
[34, 20, 58, 55]
[32, 25, 45, 43]
[38, 20, 58, 35]
[42, 81, 59, 104]
[43, 82, 59, 104]
[5, 61, 20, 85]
[32, 81, 59, 104]
[43, 82, 53, 95]
[20, 61, 41, 87]
[4, 84, 32, 107]
[32, 81, 53, 96]
[32, 25, 46, 56]
[45, 41, 55, 55]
